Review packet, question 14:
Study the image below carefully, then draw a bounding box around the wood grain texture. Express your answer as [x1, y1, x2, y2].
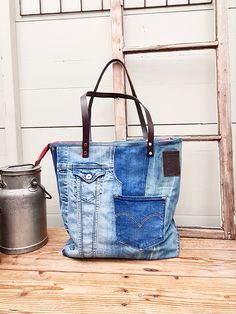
[110, 0, 127, 141]
[178, 227, 225, 239]
[123, 41, 218, 54]
[0, 228, 235, 314]
[215, 0, 236, 239]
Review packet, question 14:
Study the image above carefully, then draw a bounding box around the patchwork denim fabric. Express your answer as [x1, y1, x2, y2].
[50, 137, 181, 260]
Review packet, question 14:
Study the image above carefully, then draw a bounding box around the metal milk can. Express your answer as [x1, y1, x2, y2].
[0, 164, 51, 254]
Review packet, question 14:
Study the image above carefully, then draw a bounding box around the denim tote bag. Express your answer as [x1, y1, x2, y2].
[36, 59, 182, 260]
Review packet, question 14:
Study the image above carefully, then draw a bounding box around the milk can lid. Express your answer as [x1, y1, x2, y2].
[0, 164, 41, 176]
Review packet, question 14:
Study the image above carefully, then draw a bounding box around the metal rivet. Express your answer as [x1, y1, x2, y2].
[83, 142, 88, 147]
[148, 142, 152, 147]
[149, 151, 153, 156]
[83, 151, 87, 157]
[85, 173, 92, 180]
[30, 179, 38, 188]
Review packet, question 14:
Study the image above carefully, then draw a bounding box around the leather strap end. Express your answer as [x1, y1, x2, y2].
[147, 140, 154, 157]
[82, 141, 89, 158]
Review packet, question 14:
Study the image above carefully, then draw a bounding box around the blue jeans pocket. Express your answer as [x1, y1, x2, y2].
[114, 195, 165, 250]
[72, 163, 106, 204]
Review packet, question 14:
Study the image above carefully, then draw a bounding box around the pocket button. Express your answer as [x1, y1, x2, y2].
[85, 173, 92, 180]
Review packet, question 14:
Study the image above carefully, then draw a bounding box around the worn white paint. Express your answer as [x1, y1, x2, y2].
[229, 7, 236, 122]
[0, 130, 7, 166]
[16, 19, 112, 90]
[20, 0, 41, 15]
[125, 50, 217, 126]
[177, 141, 221, 227]
[124, 8, 215, 46]
[0, 1, 235, 227]
[0, 26, 6, 166]
[0, 47, 5, 129]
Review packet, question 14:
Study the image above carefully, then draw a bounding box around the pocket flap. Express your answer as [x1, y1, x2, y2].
[72, 166, 105, 183]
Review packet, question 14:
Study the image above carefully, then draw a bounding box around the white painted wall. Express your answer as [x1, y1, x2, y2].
[0, 0, 23, 166]
[0, 44, 7, 167]
[0, 0, 235, 228]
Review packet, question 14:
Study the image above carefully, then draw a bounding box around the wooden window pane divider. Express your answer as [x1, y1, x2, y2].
[178, 227, 225, 239]
[123, 41, 219, 55]
[128, 135, 221, 141]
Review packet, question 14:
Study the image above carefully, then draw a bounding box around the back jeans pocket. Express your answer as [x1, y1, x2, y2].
[114, 195, 165, 250]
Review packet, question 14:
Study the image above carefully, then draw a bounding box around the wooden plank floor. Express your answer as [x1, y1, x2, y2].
[0, 228, 236, 314]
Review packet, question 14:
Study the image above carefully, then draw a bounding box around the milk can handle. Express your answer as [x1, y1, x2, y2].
[30, 179, 52, 199]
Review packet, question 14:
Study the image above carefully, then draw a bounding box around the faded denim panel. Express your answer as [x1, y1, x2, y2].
[145, 140, 182, 234]
[50, 138, 181, 260]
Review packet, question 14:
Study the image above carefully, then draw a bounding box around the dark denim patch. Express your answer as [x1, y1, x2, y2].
[114, 195, 165, 250]
[114, 144, 149, 196]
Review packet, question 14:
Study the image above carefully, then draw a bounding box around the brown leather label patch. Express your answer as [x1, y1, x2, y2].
[163, 151, 180, 177]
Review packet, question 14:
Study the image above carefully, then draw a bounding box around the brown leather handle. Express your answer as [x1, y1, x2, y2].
[88, 59, 148, 138]
[81, 91, 154, 158]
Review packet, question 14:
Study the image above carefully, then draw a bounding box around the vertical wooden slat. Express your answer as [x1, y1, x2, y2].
[215, 0, 235, 239]
[110, 0, 127, 140]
